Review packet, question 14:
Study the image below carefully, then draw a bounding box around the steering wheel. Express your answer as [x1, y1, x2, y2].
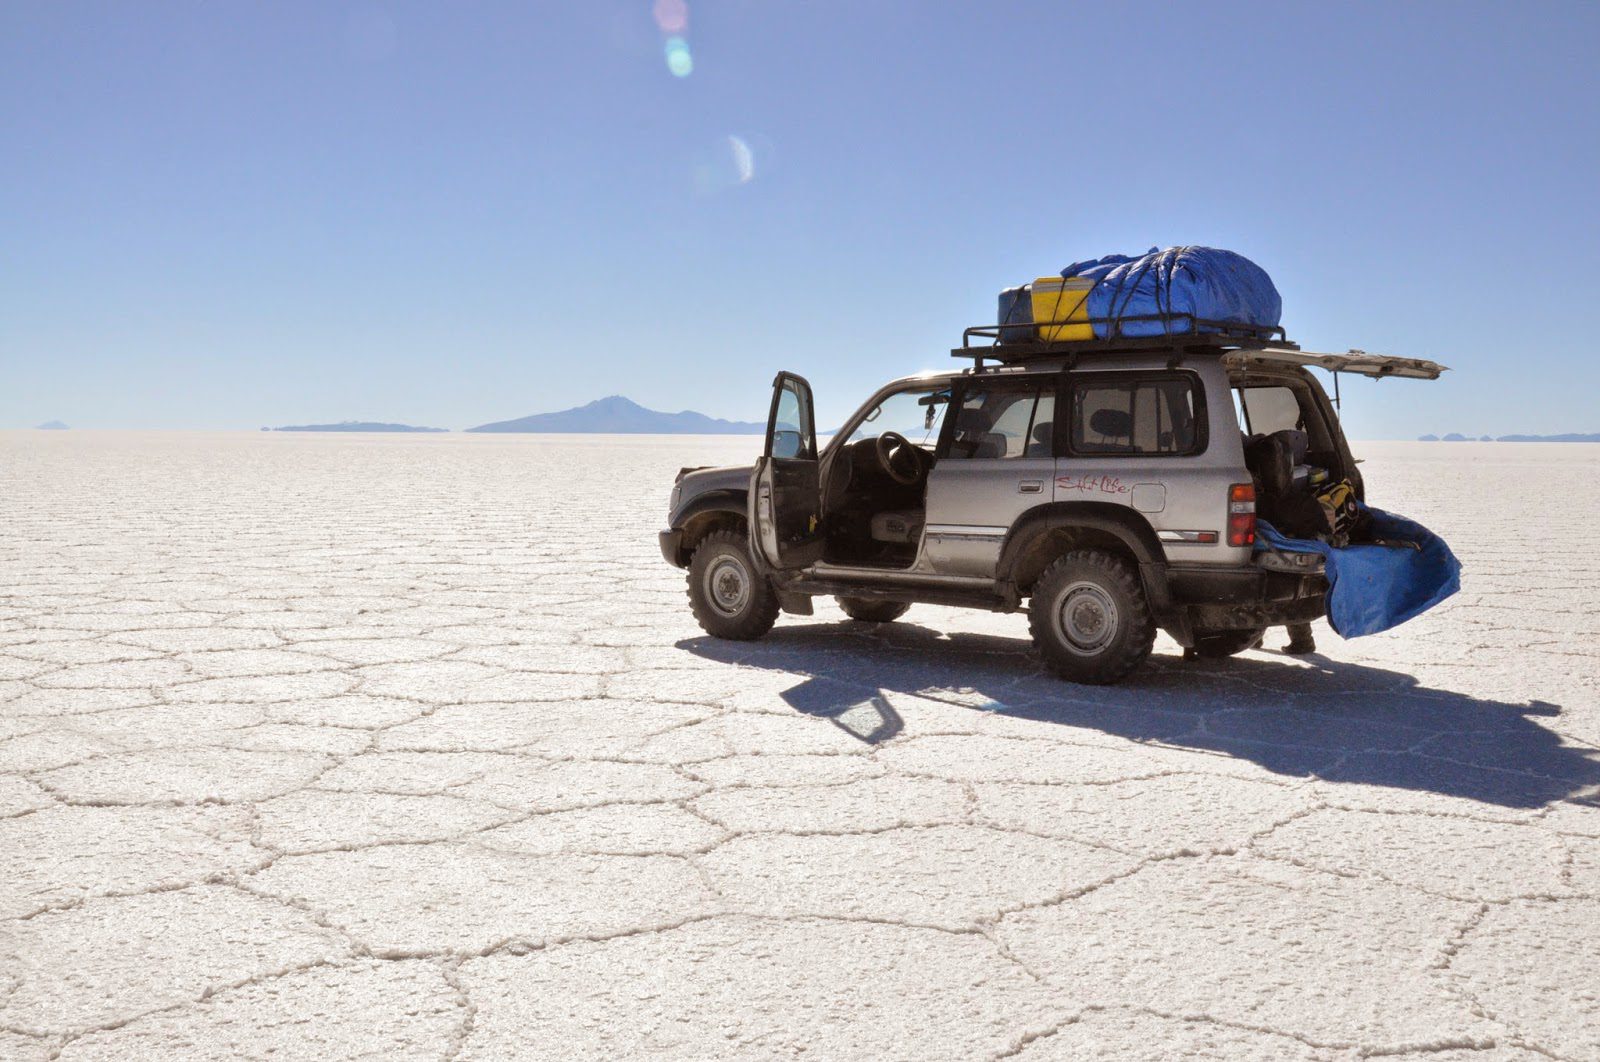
[875, 432, 924, 486]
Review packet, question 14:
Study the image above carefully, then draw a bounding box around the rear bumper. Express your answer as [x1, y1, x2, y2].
[1165, 562, 1328, 631]
[659, 529, 684, 567]
[1168, 565, 1322, 605]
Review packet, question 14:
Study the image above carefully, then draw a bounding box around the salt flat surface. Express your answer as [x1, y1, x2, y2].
[1, 431, 1597, 1060]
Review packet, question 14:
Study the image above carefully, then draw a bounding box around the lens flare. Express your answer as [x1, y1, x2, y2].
[664, 36, 693, 77]
[652, 0, 688, 35]
[728, 135, 754, 183]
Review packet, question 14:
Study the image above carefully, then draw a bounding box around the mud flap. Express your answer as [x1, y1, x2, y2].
[1140, 561, 1193, 648]
[776, 591, 814, 616]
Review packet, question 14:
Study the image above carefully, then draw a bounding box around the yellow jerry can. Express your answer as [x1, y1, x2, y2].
[1031, 275, 1095, 342]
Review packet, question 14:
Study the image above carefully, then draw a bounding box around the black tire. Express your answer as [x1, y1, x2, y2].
[1028, 550, 1155, 685]
[1189, 627, 1265, 659]
[835, 597, 910, 623]
[686, 529, 780, 641]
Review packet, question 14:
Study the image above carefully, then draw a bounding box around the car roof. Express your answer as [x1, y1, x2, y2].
[880, 354, 1214, 392]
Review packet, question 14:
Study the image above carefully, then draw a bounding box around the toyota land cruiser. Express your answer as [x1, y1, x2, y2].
[659, 321, 1444, 684]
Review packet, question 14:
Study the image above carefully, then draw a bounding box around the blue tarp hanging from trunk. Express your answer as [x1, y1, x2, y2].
[1256, 506, 1462, 638]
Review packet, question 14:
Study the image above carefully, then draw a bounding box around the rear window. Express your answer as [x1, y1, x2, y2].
[1070, 375, 1201, 456]
[1239, 386, 1302, 436]
[1237, 382, 1336, 451]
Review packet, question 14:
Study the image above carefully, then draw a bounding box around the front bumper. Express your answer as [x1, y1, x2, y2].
[658, 529, 684, 567]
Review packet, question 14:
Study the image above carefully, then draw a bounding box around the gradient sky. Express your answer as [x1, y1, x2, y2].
[4, 1, 1597, 437]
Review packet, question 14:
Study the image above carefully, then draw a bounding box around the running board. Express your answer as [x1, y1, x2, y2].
[780, 577, 1022, 614]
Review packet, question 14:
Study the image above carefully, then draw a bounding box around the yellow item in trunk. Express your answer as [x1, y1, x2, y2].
[1031, 275, 1095, 342]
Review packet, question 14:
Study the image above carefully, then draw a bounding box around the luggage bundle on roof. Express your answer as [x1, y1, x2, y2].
[957, 245, 1445, 381]
[996, 245, 1283, 345]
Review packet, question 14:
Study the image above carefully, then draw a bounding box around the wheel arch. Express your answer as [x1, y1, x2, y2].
[672, 490, 748, 566]
[997, 502, 1166, 596]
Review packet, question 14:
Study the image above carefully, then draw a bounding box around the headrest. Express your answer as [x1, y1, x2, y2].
[1269, 428, 1309, 466]
[1031, 421, 1054, 445]
[1089, 408, 1132, 439]
[1245, 433, 1294, 496]
[955, 409, 992, 433]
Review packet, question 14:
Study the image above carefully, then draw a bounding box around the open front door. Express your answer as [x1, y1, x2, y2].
[749, 372, 825, 571]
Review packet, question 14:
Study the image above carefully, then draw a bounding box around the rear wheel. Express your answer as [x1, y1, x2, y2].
[687, 529, 779, 640]
[835, 597, 910, 623]
[1189, 627, 1266, 659]
[1028, 550, 1155, 685]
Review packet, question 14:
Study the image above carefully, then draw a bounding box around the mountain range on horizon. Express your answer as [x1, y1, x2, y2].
[466, 395, 765, 434]
[267, 421, 447, 433]
[25, 399, 1597, 439]
[1419, 432, 1600, 443]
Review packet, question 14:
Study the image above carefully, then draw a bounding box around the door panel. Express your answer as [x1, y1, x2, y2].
[923, 456, 1056, 577]
[922, 379, 1058, 578]
[749, 372, 824, 571]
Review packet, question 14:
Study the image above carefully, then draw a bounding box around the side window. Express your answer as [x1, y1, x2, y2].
[769, 376, 816, 460]
[1238, 383, 1334, 451]
[1025, 391, 1056, 457]
[1070, 376, 1199, 456]
[1239, 386, 1301, 436]
[945, 384, 1056, 460]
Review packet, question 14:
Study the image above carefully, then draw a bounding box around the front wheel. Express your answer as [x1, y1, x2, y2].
[835, 597, 910, 623]
[1028, 550, 1155, 685]
[687, 529, 780, 640]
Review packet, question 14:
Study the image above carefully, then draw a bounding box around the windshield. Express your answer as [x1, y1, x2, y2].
[846, 385, 950, 446]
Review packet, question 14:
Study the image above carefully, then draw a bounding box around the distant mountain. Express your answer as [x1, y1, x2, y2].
[466, 395, 765, 434]
[1418, 432, 1600, 442]
[267, 421, 447, 433]
[35, 420, 69, 430]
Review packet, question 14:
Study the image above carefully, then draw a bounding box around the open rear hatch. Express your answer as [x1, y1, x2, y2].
[1224, 347, 1448, 380]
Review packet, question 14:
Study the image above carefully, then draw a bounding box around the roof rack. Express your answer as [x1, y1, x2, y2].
[953, 313, 1292, 370]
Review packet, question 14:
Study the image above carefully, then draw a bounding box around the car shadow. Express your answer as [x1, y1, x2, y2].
[676, 621, 1599, 810]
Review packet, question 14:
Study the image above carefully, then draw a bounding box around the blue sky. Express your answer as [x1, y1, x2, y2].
[3, 1, 1597, 437]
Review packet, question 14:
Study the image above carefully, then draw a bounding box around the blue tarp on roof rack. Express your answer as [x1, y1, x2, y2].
[998, 245, 1282, 340]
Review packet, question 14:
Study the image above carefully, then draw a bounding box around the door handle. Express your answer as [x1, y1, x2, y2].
[1018, 480, 1043, 494]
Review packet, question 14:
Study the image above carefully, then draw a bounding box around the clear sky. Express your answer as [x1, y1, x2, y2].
[4, 1, 1597, 437]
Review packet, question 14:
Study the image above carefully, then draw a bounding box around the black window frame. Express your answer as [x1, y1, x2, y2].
[1064, 370, 1208, 460]
[765, 371, 819, 462]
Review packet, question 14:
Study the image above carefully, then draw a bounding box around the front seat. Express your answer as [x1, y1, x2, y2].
[950, 409, 1007, 459]
[1029, 421, 1054, 456]
[869, 509, 924, 545]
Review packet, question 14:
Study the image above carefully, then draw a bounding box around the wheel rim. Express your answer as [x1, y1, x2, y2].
[704, 555, 751, 617]
[1054, 581, 1119, 656]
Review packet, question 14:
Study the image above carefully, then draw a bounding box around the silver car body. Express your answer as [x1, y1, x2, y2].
[663, 345, 1441, 641]
[805, 354, 1247, 586]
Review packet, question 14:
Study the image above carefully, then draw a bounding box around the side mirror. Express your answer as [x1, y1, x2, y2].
[771, 429, 802, 460]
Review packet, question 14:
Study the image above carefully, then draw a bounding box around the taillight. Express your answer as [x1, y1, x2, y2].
[1227, 483, 1257, 547]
